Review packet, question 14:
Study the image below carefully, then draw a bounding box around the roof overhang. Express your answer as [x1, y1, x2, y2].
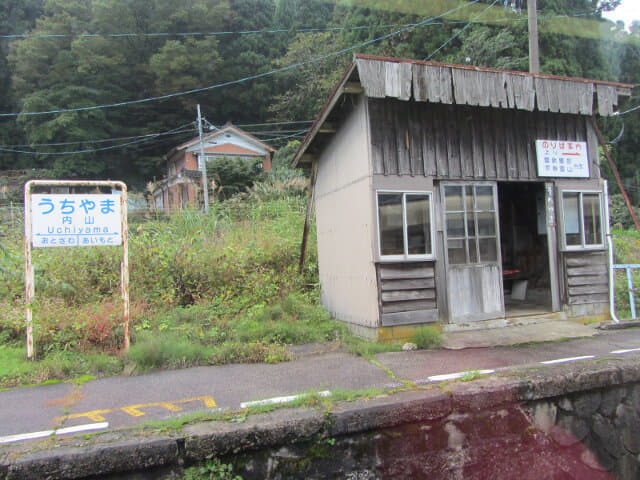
[292, 54, 634, 167]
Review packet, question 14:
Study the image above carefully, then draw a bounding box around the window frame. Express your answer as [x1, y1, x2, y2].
[559, 189, 605, 251]
[442, 183, 500, 266]
[375, 190, 435, 262]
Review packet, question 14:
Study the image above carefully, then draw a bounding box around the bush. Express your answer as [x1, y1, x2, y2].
[207, 157, 264, 199]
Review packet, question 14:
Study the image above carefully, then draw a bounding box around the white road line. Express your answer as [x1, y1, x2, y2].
[427, 369, 495, 382]
[611, 348, 640, 354]
[540, 355, 595, 365]
[240, 391, 331, 409]
[0, 422, 109, 445]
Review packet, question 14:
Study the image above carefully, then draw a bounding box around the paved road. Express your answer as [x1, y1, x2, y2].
[1, 327, 640, 444]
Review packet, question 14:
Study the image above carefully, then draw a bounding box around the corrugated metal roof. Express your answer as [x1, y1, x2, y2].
[292, 54, 634, 167]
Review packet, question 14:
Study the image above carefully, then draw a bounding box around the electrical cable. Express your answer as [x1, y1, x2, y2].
[259, 130, 309, 142]
[615, 104, 640, 116]
[608, 120, 625, 144]
[425, 0, 500, 61]
[0, 122, 195, 155]
[0, 9, 603, 40]
[3, 127, 195, 148]
[236, 120, 314, 127]
[0, 0, 479, 118]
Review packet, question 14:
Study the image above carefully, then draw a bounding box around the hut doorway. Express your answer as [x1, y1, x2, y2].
[442, 182, 505, 323]
[497, 182, 553, 316]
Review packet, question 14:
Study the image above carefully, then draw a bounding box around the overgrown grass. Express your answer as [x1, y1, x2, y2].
[612, 229, 640, 319]
[411, 326, 442, 350]
[0, 195, 376, 386]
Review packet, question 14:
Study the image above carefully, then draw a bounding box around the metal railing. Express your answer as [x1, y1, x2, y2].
[613, 264, 640, 320]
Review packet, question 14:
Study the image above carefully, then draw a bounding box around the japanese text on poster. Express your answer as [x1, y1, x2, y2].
[535, 140, 589, 178]
[31, 194, 122, 247]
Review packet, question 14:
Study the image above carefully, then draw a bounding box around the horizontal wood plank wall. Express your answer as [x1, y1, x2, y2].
[377, 262, 439, 326]
[564, 251, 609, 305]
[369, 99, 596, 181]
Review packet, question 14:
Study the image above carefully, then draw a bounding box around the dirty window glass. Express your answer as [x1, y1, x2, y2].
[445, 184, 498, 265]
[378, 193, 403, 256]
[562, 192, 603, 248]
[378, 192, 432, 259]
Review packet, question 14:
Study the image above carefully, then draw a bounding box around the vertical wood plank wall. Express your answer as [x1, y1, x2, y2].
[369, 98, 596, 181]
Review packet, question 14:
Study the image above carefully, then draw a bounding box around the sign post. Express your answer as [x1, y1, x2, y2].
[24, 180, 129, 359]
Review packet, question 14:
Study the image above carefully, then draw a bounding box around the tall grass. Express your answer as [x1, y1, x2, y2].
[0, 196, 343, 385]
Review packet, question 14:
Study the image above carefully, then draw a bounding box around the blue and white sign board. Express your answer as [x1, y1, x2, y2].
[31, 194, 122, 247]
[535, 140, 589, 178]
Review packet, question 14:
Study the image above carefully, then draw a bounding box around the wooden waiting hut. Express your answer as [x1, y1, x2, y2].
[292, 54, 633, 340]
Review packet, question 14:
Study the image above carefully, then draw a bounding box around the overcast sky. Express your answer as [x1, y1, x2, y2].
[601, 0, 640, 30]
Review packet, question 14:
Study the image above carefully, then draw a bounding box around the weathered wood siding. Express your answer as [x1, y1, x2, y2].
[377, 262, 438, 326]
[369, 99, 594, 181]
[563, 251, 609, 305]
[447, 264, 504, 322]
[356, 57, 630, 116]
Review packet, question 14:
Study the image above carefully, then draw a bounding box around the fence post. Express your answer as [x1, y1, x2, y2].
[626, 267, 637, 320]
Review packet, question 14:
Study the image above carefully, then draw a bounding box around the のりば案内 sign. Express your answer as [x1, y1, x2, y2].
[30, 194, 122, 247]
[535, 140, 589, 178]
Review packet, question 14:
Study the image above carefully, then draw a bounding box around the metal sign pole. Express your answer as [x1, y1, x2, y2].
[23, 180, 130, 357]
[120, 185, 130, 350]
[23, 182, 35, 359]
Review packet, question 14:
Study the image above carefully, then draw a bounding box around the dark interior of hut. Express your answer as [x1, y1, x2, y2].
[498, 182, 553, 315]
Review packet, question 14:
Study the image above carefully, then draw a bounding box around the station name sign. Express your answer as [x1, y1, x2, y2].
[31, 194, 122, 247]
[535, 140, 589, 178]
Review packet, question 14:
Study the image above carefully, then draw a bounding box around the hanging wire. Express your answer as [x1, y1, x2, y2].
[0, 0, 479, 118]
[425, 0, 500, 61]
[0, 122, 195, 155]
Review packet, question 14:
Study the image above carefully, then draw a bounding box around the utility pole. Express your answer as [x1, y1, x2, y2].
[197, 104, 209, 213]
[528, 0, 540, 74]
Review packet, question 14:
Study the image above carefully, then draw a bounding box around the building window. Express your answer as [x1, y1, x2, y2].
[444, 184, 498, 265]
[561, 191, 603, 249]
[377, 191, 432, 260]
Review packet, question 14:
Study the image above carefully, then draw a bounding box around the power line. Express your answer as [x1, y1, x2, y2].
[615, 104, 640, 116]
[425, 0, 500, 61]
[0, 10, 602, 40]
[3, 127, 195, 148]
[236, 120, 314, 127]
[0, 122, 195, 155]
[260, 130, 309, 143]
[0, 0, 482, 118]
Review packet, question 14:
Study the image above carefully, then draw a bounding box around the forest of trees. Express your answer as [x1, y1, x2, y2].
[0, 0, 638, 196]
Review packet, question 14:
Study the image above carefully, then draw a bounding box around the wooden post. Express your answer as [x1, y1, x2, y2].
[528, 0, 540, 74]
[545, 183, 560, 312]
[299, 160, 318, 274]
[590, 117, 640, 234]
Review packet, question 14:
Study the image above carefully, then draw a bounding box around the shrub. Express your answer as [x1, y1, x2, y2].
[207, 157, 264, 199]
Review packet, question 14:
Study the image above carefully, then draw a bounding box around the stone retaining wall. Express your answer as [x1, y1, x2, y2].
[2, 356, 640, 479]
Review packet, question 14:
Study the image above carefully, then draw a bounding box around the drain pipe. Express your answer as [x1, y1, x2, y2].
[604, 181, 620, 324]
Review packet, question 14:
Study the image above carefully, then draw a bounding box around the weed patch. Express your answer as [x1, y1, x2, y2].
[411, 326, 442, 350]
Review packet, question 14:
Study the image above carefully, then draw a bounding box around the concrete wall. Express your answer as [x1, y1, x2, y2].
[314, 96, 379, 328]
[9, 356, 640, 479]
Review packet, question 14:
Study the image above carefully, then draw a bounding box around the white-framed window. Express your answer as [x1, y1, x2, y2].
[560, 190, 604, 249]
[443, 184, 499, 265]
[376, 191, 433, 261]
